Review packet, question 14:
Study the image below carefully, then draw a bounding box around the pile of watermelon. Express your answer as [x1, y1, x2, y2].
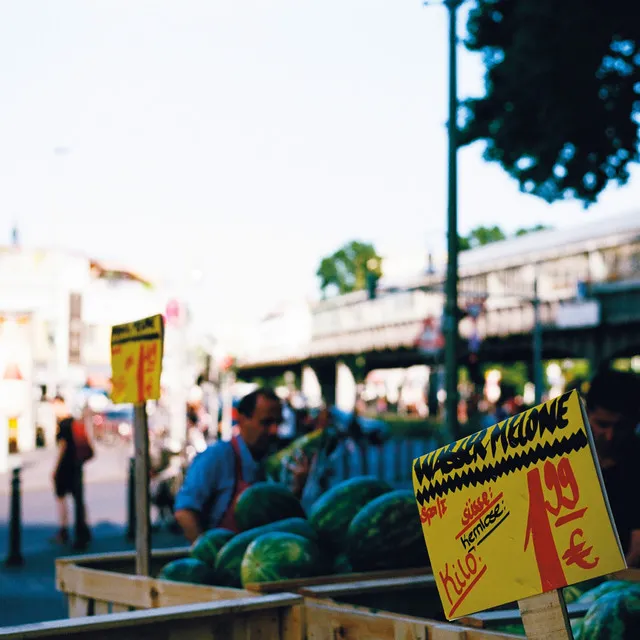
[573, 580, 640, 639]
[158, 475, 430, 588]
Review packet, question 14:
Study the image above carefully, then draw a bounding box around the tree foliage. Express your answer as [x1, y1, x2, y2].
[460, 0, 640, 205]
[317, 240, 383, 296]
[459, 225, 506, 250]
[459, 223, 551, 251]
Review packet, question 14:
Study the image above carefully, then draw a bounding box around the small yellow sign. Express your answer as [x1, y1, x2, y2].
[110, 314, 164, 405]
[412, 390, 625, 620]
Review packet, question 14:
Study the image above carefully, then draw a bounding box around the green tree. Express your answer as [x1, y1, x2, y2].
[459, 224, 506, 251]
[514, 224, 552, 237]
[317, 241, 383, 296]
[459, 223, 551, 251]
[459, 0, 640, 205]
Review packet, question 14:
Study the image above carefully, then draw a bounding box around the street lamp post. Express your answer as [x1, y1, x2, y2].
[443, 0, 462, 440]
[532, 270, 544, 404]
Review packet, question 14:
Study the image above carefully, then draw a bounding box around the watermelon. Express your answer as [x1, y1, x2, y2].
[158, 558, 216, 585]
[190, 528, 235, 568]
[581, 586, 640, 639]
[240, 532, 322, 586]
[332, 553, 353, 575]
[346, 489, 430, 572]
[577, 580, 638, 605]
[490, 623, 525, 636]
[571, 617, 584, 639]
[215, 517, 318, 587]
[308, 476, 393, 551]
[234, 482, 305, 531]
[562, 585, 584, 604]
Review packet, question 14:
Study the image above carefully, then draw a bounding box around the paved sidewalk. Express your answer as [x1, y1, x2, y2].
[0, 475, 185, 627]
[0, 442, 132, 497]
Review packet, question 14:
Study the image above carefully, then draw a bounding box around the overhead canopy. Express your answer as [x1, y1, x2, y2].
[89, 259, 153, 289]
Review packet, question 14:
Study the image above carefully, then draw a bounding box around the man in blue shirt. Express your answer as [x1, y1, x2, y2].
[174, 387, 282, 542]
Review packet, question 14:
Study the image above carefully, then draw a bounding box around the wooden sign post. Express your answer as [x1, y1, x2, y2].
[111, 314, 164, 576]
[412, 390, 626, 638]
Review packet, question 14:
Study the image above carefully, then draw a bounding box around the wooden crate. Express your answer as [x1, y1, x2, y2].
[57, 548, 436, 617]
[56, 547, 250, 617]
[53, 550, 524, 639]
[0, 594, 305, 640]
[303, 598, 523, 639]
[0, 596, 523, 640]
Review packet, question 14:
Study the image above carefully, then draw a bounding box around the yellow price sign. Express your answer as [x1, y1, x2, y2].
[110, 314, 164, 405]
[412, 390, 625, 620]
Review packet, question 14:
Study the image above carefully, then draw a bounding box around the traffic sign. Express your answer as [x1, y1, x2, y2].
[416, 317, 444, 355]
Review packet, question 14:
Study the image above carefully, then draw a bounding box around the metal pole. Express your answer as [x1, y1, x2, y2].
[533, 272, 544, 404]
[5, 467, 24, 567]
[444, 0, 460, 441]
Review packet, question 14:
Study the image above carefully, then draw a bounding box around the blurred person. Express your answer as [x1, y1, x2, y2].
[173, 388, 282, 542]
[50, 396, 92, 550]
[277, 395, 297, 448]
[586, 369, 640, 566]
[283, 405, 345, 511]
[149, 426, 183, 530]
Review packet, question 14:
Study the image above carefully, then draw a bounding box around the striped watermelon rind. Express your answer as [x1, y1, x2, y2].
[345, 489, 430, 572]
[308, 476, 393, 551]
[158, 557, 217, 585]
[214, 517, 318, 587]
[189, 528, 235, 568]
[577, 580, 637, 605]
[580, 585, 640, 640]
[234, 482, 306, 531]
[240, 532, 322, 586]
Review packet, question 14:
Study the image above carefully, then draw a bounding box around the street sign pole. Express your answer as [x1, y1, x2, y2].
[133, 403, 151, 576]
[443, 0, 461, 440]
[532, 271, 544, 405]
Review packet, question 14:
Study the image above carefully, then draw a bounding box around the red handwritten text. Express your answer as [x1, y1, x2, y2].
[420, 497, 447, 526]
[438, 551, 488, 618]
[460, 488, 494, 527]
[524, 456, 599, 591]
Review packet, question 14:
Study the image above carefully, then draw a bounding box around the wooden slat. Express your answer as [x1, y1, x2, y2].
[94, 600, 110, 615]
[280, 603, 305, 640]
[0, 594, 303, 640]
[459, 601, 589, 629]
[56, 548, 189, 578]
[67, 594, 91, 618]
[303, 600, 521, 640]
[111, 603, 131, 614]
[245, 566, 431, 594]
[58, 563, 249, 610]
[300, 574, 436, 598]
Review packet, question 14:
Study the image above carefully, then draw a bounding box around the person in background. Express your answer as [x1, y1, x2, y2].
[277, 395, 297, 449]
[173, 388, 282, 542]
[586, 369, 640, 567]
[51, 396, 91, 550]
[283, 405, 342, 511]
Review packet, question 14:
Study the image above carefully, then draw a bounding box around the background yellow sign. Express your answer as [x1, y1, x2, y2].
[412, 390, 625, 620]
[110, 314, 164, 405]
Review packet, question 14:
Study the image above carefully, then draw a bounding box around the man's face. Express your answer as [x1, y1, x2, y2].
[588, 406, 629, 460]
[238, 395, 282, 457]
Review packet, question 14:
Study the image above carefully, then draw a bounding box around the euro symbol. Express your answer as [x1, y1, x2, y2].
[562, 528, 599, 570]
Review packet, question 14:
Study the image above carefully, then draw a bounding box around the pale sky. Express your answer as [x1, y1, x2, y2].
[1, 1, 639, 341]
